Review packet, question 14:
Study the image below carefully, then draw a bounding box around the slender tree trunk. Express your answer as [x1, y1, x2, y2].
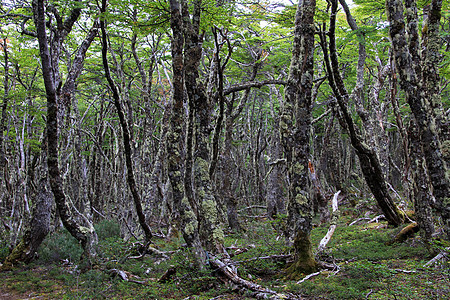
[267, 86, 286, 218]
[223, 98, 242, 231]
[100, 0, 152, 244]
[319, 0, 405, 226]
[0, 37, 9, 177]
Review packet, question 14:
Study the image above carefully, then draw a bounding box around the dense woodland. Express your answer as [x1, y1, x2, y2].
[0, 0, 449, 299]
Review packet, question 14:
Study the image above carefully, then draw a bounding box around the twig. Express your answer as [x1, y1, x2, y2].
[296, 271, 322, 284]
[349, 217, 371, 226]
[368, 215, 385, 223]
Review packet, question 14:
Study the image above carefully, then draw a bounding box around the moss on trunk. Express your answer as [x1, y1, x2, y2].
[284, 230, 317, 279]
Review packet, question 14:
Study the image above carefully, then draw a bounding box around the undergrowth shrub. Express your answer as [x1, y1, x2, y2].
[0, 235, 9, 262]
[38, 228, 82, 264]
[94, 219, 121, 241]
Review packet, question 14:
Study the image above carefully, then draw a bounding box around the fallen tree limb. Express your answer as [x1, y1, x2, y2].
[368, 215, 385, 223]
[423, 247, 449, 268]
[235, 254, 292, 264]
[107, 268, 146, 285]
[296, 271, 322, 284]
[318, 191, 341, 252]
[209, 254, 299, 299]
[348, 217, 371, 226]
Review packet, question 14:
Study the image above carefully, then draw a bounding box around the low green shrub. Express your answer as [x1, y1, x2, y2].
[94, 219, 121, 241]
[37, 228, 83, 264]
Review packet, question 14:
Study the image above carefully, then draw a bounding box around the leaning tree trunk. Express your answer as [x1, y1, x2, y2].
[0, 37, 9, 179]
[280, 0, 317, 278]
[2, 176, 52, 269]
[319, 0, 405, 226]
[386, 0, 449, 238]
[32, 0, 97, 267]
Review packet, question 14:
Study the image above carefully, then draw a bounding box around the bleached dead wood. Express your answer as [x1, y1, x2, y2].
[235, 254, 292, 264]
[318, 191, 341, 252]
[423, 248, 449, 268]
[349, 217, 371, 226]
[209, 255, 298, 299]
[107, 269, 146, 284]
[393, 269, 417, 274]
[368, 215, 385, 223]
[296, 271, 322, 284]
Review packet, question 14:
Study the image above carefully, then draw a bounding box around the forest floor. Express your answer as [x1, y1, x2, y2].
[0, 208, 449, 299]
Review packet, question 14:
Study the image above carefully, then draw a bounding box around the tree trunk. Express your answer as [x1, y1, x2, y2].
[386, 0, 449, 238]
[281, 0, 317, 278]
[408, 121, 435, 241]
[167, 0, 205, 265]
[32, 0, 97, 267]
[100, 0, 153, 244]
[182, 0, 227, 256]
[319, 0, 405, 226]
[2, 177, 52, 269]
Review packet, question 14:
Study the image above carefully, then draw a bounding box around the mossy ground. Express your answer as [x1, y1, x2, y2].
[0, 216, 449, 299]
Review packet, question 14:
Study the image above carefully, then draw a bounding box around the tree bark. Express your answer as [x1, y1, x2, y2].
[281, 0, 317, 278]
[2, 177, 52, 269]
[32, 0, 97, 267]
[386, 0, 449, 238]
[182, 0, 226, 256]
[167, 0, 205, 265]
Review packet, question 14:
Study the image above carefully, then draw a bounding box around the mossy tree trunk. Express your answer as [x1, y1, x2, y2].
[386, 0, 449, 239]
[408, 121, 435, 241]
[2, 177, 52, 269]
[280, 0, 317, 278]
[167, 0, 206, 264]
[182, 0, 227, 256]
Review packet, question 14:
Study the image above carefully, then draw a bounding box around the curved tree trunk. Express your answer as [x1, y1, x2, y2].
[2, 177, 52, 269]
[32, 0, 97, 267]
[319, 0, 405, 226]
